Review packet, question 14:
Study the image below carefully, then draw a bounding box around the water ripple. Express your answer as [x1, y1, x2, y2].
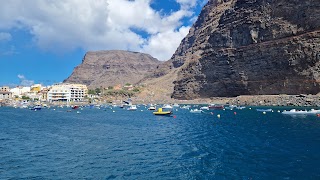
[0, 107, 320, 179]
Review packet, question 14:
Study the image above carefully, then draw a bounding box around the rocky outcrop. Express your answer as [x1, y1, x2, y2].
[64, 50, 161, 88]
[168, 0, 320, 99]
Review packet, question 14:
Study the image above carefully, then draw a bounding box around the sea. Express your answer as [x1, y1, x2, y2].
[0, 105, 320, 179]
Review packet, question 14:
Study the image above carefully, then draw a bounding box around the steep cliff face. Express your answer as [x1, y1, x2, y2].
[170, 0, 320, 99]
[64, 50, 161, 88]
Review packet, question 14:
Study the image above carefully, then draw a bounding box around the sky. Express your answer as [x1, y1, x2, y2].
[0, 0, 208, 87]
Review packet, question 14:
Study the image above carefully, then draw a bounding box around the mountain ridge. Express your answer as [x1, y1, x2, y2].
[64, 50, 162, 89]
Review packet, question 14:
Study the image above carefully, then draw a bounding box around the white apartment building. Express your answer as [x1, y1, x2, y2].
[10, 86, 31, 97]
[47, 83, 88, 102]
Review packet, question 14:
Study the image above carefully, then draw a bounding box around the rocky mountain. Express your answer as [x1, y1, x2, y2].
[152, 0, 320, 99]
[64, 50, 162, 88]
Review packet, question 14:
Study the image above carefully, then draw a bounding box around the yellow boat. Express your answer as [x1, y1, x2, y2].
[153, 108, 172, 115]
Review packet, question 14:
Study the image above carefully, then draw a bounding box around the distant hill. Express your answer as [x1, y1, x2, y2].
[64, 50, 162, 89]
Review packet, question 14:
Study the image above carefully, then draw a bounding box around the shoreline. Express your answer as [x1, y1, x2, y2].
[132, 94, 320, 107]
[1, 94, 319, 108]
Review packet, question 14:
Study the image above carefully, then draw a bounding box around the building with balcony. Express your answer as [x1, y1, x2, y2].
[47, 83, 88, 102]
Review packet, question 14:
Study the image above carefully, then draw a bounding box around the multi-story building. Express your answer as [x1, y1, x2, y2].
[31, 84, 42, 93]
[10, 86, 31, 97]
[47, 83, 88, 102]
[0, 86, 12, 100]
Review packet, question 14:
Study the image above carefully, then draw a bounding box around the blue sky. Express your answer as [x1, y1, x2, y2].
[0, 0, 207, 87]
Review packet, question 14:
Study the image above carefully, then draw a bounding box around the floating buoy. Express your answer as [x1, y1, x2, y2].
[173, 115, 177, 118]
[277, 110, 281, 113]
[263, 112, 266, 114]
[234, 112, 237, 115]
[317, 114, 320, 117]
[249, 108, 252, 110]
[217, 114, 221, 118]
[113, 110, 115, 113]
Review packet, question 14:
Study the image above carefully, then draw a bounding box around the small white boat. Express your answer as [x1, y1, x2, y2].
[236, 106, 246, 110]
[181, 105, 191, 109]
[200, 106, 209, 110]
[173, 103, 180, 108]
[190, 109, 202, 113]
[127, 105, 137, 111]
[256, 108, 272, 112]
[148, 106, 156, 110]
[162, 104, 173, 109]
[282, 109, 320, 115]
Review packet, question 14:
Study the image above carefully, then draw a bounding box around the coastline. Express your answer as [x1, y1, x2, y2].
[132, 94, 320, 107]
[2, 94, 319, 108]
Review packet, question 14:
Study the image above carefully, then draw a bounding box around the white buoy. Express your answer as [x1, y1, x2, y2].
[113, 110, 115, 113]
[263, 112, 266, 114]
[277, 110, 280, 113]
[217, 114, 221, 118]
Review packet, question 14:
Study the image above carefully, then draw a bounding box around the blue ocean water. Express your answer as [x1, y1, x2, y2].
[0, 106, 320, 179]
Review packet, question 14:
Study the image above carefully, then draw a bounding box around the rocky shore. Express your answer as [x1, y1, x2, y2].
[226, 94, 320, 107]
[134, 94, 320, 107]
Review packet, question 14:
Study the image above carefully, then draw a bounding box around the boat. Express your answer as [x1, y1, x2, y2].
[72, 105, 79, 109]
[190, 109, 202, 113]
[256, 109, 273, 112]
[30, 105, 42, 111]
[225, 105, 237, 110]
[208, 104, 224, 109]
[162, 104, 173, 109]
[153, 108, 172, 115]
[148, 106, 156, 110]
[127, 105, 137, 111]
[236, 106, 246, 110]
[173, 103, 180, 108]
[282, 109, 320, 115]
[181, 105, 191, 109]
[200, 106, 209, 110]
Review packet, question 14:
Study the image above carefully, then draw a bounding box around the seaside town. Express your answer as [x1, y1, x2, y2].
[1, 82, 320, 109]
[0, 83, 88, 108]
[0, 83, 140, 108]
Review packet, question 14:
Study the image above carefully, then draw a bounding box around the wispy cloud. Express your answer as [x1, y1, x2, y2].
[17, 74, 34, 86]
[0, 32, 11, 42]
[0, 45, 18, 56]
[0, 0, 206, 61]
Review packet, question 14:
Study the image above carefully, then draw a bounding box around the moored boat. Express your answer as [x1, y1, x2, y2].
[190, 109, 202, 113]
[200, 106, 209, 110]
[30, 105, 42, 111]
[127, 105, 137, 111]
[153, 108, 172, 115]
[282, 109, 320, 115]
[148, 106, 156, 110]
[256, 108, 273, 112]
[162, 104, 173, 109]
[208, 104, 224, 109]
[72, 105, 79, 109]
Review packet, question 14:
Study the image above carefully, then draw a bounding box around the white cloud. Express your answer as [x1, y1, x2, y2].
[0, 45, 18, 56]
[176, 0, 197, 9]
[0, 0, 205, 61]
[0, 32, 12, 42]
[142, 26, 190, 61]
[17, 74, 34, 86]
